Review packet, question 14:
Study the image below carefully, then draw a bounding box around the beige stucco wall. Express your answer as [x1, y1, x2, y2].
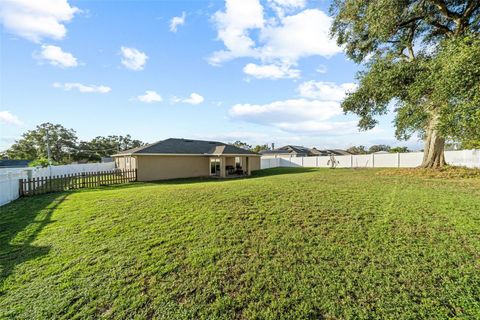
[136, 155, 210, 181]
[249, 156, 261, 171]
[225, 157, 236, 166]
[115, 155, 136, 170]
[114, 154, 260, 181]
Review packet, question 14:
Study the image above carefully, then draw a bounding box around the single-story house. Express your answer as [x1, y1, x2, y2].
[260, 145, 351, 158]
[310, 148, 351, 156]
[112, 138, 261, 181]
[260, 145, 315, 158]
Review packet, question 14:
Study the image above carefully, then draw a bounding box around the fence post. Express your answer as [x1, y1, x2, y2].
[397, 153, 401, 168]
[372, 154, 375, 168]
[18, 178, 23, 197]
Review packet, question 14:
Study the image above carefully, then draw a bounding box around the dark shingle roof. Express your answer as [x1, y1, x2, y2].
[259, 149, 290, 155]
[114, 138, 259, 156]
[260, 145, 313, 156]
[283, 145, 311, 154]
[0, 160, 31, 168]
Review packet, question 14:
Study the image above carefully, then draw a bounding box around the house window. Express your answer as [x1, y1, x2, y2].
[210, 158, 220, 175]
[235, 157, 241, 169]
[126, 157, 130, 166]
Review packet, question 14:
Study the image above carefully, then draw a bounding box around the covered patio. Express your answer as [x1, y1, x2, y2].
[209, 155, 252, 178]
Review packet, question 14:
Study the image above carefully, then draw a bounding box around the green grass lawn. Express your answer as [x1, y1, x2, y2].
[1, 168, 479, 319]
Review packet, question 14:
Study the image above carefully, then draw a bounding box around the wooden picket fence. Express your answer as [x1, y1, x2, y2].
[19, 169, 137, 196]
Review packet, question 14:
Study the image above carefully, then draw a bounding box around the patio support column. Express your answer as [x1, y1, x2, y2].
[219, 157, 226, 178]
[246, 157, 251, 175]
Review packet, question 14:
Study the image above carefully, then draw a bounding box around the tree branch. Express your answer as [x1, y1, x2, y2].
[429, 20, 454, 36]
[398, 15, 425, 27]
[457, 0, 480, 33]
[463, 0, 479, 20]
[429, 0, 462, 20]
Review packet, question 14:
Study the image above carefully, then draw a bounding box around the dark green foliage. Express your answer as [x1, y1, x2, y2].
[368, 144, 391, 153]
[5, 123, 145, 164]
[6, 123, 78, 164]
[331, 0, 480, 144]
[347, 145, 368, 154]
[252, 144, 270, 153]
[390, 146, 410, 153]
[1, 168, 479, 318]
[461, 140, 480, 149]
[75, 135, 145, 162]
[230, 141, 252, 150]
[28, 158, 59, 168]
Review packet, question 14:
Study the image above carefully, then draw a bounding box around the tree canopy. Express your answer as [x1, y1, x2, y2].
[5, 123, 145, 164]
[75, 135, 144, 162]
[6, 123, 78, 164]
[331, 0, 480, 167]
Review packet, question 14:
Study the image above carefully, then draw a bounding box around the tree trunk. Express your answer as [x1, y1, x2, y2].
[420, 111, 446, 168]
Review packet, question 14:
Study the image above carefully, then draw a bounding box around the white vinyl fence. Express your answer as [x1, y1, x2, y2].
[261, 150, 480, 170]
[0, 162, 115, 206]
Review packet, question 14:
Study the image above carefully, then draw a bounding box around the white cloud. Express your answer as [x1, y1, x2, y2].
[267, 0, 306, 19]
[53, 82, 111, 93]
[170, 12, 186, 32]
[229, 98, 358, 134]
[173, 93, 205, 105]
[0, 111, 24, 126]
[137, 90, 162, 103]
[243, 63, 300, 79]
[183, 93, 204, 105]
[34, 44, 78, 68]
[297, 81, 357, 101]
[229, 80, 360, 134]
[210, 2, 342, 76]
[259, 9, 341, 63]
[0, 0, 80, 43]
[269, 0, 306, 8]
[275, 121, 358, 134]
[120, 46, 148, 71]
[209, 0, 264, 65]
[230, 99, 342, 124]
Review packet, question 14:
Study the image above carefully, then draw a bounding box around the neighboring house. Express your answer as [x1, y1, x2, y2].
[101, 157, 114, 163]
[260, 145, 315, 158]
[310, 148, 351, 156]
[0, 159, 30, 168]
[112, 138, 261, 181]
[261, 146, 351, 158]
[324, 149, 351, 156]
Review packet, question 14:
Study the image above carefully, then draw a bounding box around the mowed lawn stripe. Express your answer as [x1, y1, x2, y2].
[0, 168, 479, 319]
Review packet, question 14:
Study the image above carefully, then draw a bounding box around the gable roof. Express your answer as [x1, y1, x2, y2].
[113, 138, 259, 156]
[259, 149, 290, 155]
[0, 159, 31, 168]
[260, 145, 314, 156]
[280, 145, 311, 154]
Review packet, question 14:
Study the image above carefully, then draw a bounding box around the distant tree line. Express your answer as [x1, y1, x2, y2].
[1, 123, 145, 165]
[346, 145, 410, 155]
[231, 141, 270, 153]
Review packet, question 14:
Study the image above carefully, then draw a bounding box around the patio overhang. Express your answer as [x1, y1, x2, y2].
[208, 155, 253, 178]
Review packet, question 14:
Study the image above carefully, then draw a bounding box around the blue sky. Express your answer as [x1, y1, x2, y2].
[0, 0, 421, 152]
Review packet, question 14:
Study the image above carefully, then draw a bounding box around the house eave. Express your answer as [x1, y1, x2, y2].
[112, 153, 260, 157]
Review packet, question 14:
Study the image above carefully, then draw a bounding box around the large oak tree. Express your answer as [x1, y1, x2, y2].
[330, 0, 480, 167]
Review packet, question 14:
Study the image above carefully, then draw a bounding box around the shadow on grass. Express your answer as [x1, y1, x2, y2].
[0, 193, 69, 294]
